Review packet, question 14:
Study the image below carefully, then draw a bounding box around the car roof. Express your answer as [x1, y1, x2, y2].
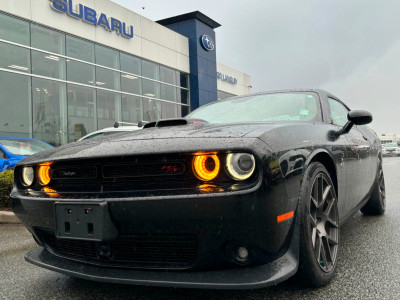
[0, 136, 43, 141]
[89, 126, 141, 133]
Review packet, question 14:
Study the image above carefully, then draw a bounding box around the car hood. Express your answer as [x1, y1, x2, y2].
[18, 122, 309, 165]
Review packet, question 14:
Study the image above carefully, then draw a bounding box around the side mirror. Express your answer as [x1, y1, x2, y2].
[330, 110, 373, 139]
[347, 110, 373, 126]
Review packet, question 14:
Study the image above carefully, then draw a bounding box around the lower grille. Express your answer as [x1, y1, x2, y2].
[38, 230, 199, 270]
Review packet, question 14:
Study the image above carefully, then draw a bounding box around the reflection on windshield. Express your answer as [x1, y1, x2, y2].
[186, 93, 318, 124]
[0, 139, 53, 156]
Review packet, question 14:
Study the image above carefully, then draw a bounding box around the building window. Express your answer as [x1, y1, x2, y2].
[0, 13, 191, 144]
[121, 73, 141, 95]
[177, 88, 189, 104]
[160, 84, 176, 102]
[160, 66, 176, 85]
[0, 42, 30, 73]
[32, 78, 66, 146]
[97, 90, 120, 129]
[95, 45, 119, 69]
[31, 24, 65, 55]
[67, 60, 95, 85]
[218, 90, 236, 101]
[177, 71, 189, 88]
[31, 50, 65, 79]
[67, 84, 96, 142]
[0, 71, 31, 137]
[142, 79, 160, 99]
[142, 60, 159, 80]
[161, 102, 177, 119]
[0, 13, 30, 45]
[96, 67, 120, 90]
[177, 105, 189, 118]
[121, 95, 142, 124]
[66, 35, 95, 63]
[142, 98, 161, 122]
[120, 52, 141, 76]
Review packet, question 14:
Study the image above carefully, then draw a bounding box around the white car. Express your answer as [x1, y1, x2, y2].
[78, 123, 141, 141]
[382, 143, 400, 156]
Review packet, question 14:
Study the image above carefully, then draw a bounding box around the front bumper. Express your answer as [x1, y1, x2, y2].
[26, 229, 298, 290]
[12, 172, 300, 288]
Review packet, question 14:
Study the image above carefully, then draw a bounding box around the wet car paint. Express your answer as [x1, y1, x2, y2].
[10, 89, 381, 289]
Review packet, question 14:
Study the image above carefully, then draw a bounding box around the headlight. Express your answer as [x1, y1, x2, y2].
[192, 154, 220, 181]
[21, 167, 34, 186]
[226, 153, 255, 181]
[37, 164, 51, 186]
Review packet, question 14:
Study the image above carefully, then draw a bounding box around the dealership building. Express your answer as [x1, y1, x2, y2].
[0, 0, 251, 145]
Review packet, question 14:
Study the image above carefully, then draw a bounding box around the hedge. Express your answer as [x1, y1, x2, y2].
[0, 170, 14, 208]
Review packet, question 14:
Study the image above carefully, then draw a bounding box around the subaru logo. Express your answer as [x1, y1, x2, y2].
[200, 34, 215, 51]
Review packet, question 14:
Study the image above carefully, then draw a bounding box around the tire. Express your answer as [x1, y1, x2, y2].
[361, 162, 386, 215]
[297, 162, 339, 287]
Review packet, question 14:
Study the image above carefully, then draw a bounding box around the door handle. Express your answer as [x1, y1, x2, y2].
[362, 135, 368, 141]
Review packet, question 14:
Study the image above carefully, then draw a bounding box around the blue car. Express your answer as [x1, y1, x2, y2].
[0, 137, 54, 172]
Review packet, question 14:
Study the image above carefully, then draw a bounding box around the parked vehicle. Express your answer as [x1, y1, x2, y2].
[382, 143, 400, 157]
[0, 137, 54, 172]
[78, 122, 141, 141]
[11, 89, 385, 289]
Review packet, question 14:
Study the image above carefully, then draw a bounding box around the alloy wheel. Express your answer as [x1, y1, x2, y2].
[309, 173, 339, 273]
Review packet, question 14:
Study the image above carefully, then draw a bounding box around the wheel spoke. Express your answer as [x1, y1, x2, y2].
[311, 196, 318, 208]
[318, 176, 324, 206]
[323, 237, 333, 263]
[315, 235, 322, 262]
[312, 177, 319, 206]
[311, 227, 317, 247]
[324, 197, 335, 217]
[326, 217, 339, 228]
[321, 185, 332, 208]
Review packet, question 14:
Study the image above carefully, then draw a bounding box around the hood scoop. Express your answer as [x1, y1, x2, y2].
[142, 118, 207, 129]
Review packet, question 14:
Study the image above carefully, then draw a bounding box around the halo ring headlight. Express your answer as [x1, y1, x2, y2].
[226, 153, 256, 181]
[21, 167, 34, 187]
[192, 154, 220, 181]
[37, 164, 51, 186]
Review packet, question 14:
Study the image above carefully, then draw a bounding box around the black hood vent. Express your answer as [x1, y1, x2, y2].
[143, 118, 207, 129]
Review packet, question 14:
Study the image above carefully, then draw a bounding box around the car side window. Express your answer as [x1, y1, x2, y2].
[0, 149, 6, 159]
[328, 98, 349, 126]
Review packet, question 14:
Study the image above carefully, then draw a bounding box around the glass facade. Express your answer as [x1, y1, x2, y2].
[217, 90, 237, 101]
[0, 12, 190, 146]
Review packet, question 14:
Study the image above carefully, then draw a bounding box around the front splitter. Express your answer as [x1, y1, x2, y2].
[25, 247, 298, 289]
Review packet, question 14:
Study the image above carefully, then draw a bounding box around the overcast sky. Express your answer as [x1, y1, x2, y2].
[112, 0, 400, 135]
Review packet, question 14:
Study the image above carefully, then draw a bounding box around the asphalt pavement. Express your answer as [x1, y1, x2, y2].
[1, 157, 400, 300]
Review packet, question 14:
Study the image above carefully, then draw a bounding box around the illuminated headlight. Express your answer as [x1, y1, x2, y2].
[21, 167, 34, 186]
[37, 164, 52, 186]
[226, 153, 256, 181]
[192, 155, 220, 181]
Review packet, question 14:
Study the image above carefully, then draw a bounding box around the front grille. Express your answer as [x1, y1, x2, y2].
[102, 162, 185, 178]
[38, 230, 199, 270]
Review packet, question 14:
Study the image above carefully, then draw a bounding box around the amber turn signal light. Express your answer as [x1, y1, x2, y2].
[37, 164, 51, 186]
[192, 155, 220, 181]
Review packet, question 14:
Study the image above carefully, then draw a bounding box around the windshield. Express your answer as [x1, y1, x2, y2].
[0, 139, 53, 156]
[186, 93, 318, 123]
[385, 143, 398, 148]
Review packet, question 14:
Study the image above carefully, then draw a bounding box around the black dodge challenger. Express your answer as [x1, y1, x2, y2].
[11, 89, 385, 289]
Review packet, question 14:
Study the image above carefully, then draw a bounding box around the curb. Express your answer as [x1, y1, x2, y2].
[0, 211, 20, 224]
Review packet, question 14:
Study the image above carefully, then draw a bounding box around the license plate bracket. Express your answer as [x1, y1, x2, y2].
[54, 202, 118, 242]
